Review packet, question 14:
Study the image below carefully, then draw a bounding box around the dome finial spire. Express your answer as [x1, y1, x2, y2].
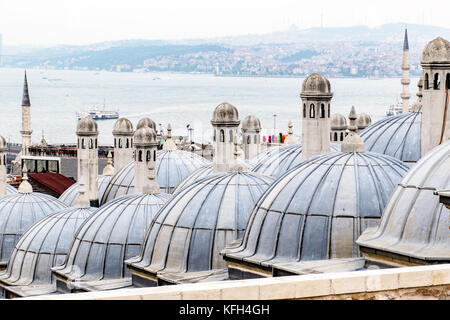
[341, 106, 365, 153]
[403, 27, 409, 51]
[229, 136, 247, 172]
[102, 151, 115, 176]
[162, 123, 177, 151]
[74, 183, 90, 209]
[18, 164, 33, 194]
[284, 120, 298, 145]
[22, 70, 31, 107]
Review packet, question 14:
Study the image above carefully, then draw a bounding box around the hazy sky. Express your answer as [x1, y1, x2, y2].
[1, 0, 450, 46]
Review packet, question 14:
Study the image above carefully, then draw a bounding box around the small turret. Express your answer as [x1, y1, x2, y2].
[112, 117, 134, 172]
[241, 115, 261, 159]
[133, 126, 160, 194]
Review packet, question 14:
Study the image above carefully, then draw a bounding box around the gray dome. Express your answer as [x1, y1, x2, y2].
[242, 115, 261, 131]
[126, 172, 275, 275]
[113, 118, 134, 135]
[59, 175, 112, 207]
[356, 113, 371, 129]
[0, 135, 6, 150]
[76, 117, 98, 135]
[0, 206, 96, 289]
[211, 102, 240, 125]
[422, 37, 450, 64]
[301, 73, 331, 95]
[223, 151, 409, 266]
[136, 117, 156, 131]
[52, 192, 171, 282]
[6, 185, 18, 195]
[0, 193, 67, 267]
[134, 126, 157, 145]
[173, 165, 213, 194]
[357, 140, 450, 262]
[331, 114, 347, 130]
[251, 143, 340, 178]
[359, 111, 422, 163]
[100, 150, 211, 204]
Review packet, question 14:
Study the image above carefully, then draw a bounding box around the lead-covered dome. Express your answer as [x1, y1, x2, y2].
[359, 111, 422, 164]
[421, 37, 450, 64]
[76, 117, 98, 135]
[0, 193, 67, 268]
[113, 118, 134, 135]
[59, 175, 112, 207]
[211, 102, 240, 125]
[301, 73, 331, 94]
[52, 192, 171, 289]
[126, 172, 275, 279]
[6, 185, 17, 195]
[331, 114, 347, 130]
[136, 117, 156, 131]
[242, 115, 261, 131]
[100, 150, 211, 204]
[357, 140, 450, 262]
[173, 165, 213, 194]
[0, 206, 96, 296]
[251, 143, 340, 178]
[223, 151, 409, 267]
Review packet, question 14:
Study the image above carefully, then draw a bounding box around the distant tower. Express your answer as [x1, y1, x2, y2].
[211, 102, 240, 172]
[284, 120, 298, 145]
[0, 135, 7, 196]
[400, 28, 411, 113]
[112, 117, 134, 172]
[20, 71, 32, 156]
[421, 37, 450, 156]
[300, 73, 332, 160]
[133, 126, 159, 194]
[241, 115, 261, 160]
[76, 117, 99, 207]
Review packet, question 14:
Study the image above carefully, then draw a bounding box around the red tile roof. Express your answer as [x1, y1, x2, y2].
[28, 173, 76, 196]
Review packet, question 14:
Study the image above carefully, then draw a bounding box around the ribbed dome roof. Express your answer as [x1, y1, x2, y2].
[242, 115, 261, 131]
[6, 185, 18, 195]
[173, 165, 213, 194]
[76, 117, 98, 135]
[113, 118, 134, 135]
[301, 73, 331, 95]
[223, 151, 409, 266]
[59, 175, 112, 207]
[359, 111, 421, 163]
[356, 113, 371, 129]
[331, 114, 347, 130]
[126, 172, 275, 275]
[211, 102, 240, 125]
[251, 143, 340, 178]
[100, 150, 211, 204]
[52, 192, 171, 282]
[357, 140, 450, 262]
[0, 193, 67, 267]
[0, 206, 96, 288]
[136, 117, 156, 131]
[422, 37, 450, 64]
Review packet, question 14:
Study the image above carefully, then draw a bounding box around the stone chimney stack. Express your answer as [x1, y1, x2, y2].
[133, 125, 160, 194]
[241, 115, 261, 160]
[112, 117, 134, 172]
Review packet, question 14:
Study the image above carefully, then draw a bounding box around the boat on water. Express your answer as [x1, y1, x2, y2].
[385, 99, 403, 117]
[76, 105, 119, 120]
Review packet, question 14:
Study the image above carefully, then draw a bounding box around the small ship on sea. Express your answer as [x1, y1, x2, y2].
[76, 101, 119, 120]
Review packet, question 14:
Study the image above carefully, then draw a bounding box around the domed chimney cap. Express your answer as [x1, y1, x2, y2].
[76, 117, 98, 136]
[211, 102, 240, 126]
[0, 135, 7, 152]
[136, 117, 157, 131]
[242, 115, 261, 131]
[356, 113, 372, 129]
[330, 113, 347, 130]
[113, 118, 134, 135]
[421, 37, 450, 64]
[301, 73, 332, 96]
[134, 126, 157, 146]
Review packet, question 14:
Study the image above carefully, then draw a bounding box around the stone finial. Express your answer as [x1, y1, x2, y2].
[284, 120, 298, 145]
[229, 136, 248, 172]
[341, 106, 365, 153]
[162, 123, 177, 151]
[18, 164, 33, 194]
[102, 151, 115, 176]
[74, 183, 90, 209]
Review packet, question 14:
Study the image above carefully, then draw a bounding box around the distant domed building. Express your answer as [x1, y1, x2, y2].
[357, 139, 450, 265]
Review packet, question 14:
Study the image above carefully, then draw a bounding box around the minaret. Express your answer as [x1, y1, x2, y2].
[241, 115, 261, 159]
[420, 37, 450, 156]
[0, 135, 7, 196]
[400, 28, 411, 113]
[20, 71, 33, 156]
[342, 106, 365, 153]
[211, 102, 240, 172]
[284, 120, 298, 145]
[112, 117, 134, 172]
[300, 73, 332, 160]
[162, 124, 177, 150]
[133, 126, 160, 194]
[76, 117, 99, 207]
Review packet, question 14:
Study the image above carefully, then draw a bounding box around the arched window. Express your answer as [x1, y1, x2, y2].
[328, 104, 331, 117]
[424, 73, 429, 89]
[446, 73, 450, 90]
[146, 151, 151, 161]
[114, 139, 116, 148]
[247, 136, 251, 144]
[126, 139, 129, 148]
[334, 132, 337, 141]
[131, 139, 133, 148]
[89, 139, 93, 149]
[213, 130, 216, 142]
[81, 139, 85, 149]
[320, 104, 325, 118]
[303, 104, 307, 118]
[340, 132, 344, 141]
[310, 104, 315, 118]
[118, 138, 122, 148]
[254, 135, 258, 144]
[153, 150, 156, 161]
[434, 73, 440, 90]
[138, 150, 143, 162]
[95, 139, 97, 149]
[229, 130, 233, 142]
[220, 130, 225, 142]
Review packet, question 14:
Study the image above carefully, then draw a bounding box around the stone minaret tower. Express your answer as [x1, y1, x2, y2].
[112, 117, 134, 172]
[241, 115, 261, 160]
[401, 28, 411, 113]
[0, 135, 7, 196]
[342, 106, 365, 153]
[76, 117, 99, 207]
[21, 71, 32, 156]
[421, 37, 450, 156]
[300, 73, 332, 160]
[133, 126, 160, 194]
[211, 102, 240, 172]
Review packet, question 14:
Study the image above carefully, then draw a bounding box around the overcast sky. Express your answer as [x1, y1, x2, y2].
[1, 0, 450, 46]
